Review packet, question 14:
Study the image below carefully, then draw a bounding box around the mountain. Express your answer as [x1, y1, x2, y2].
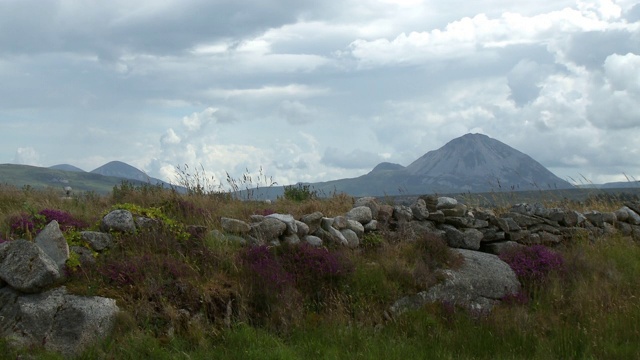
[306, 133, 574, 197]
[49, 164, 85, 172]
[90, 161, 174, 188]
[0, 163, 158, 193]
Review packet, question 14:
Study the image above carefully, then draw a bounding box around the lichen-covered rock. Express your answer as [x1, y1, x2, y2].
[302, 235, 323, 247]
[354, 197, 380, 220]
[341, 229, 359, 248]
[100, 209, 136, 233]
[347, 219, 365, 238]
[34, 221, 69, 272]
[437, 197, 458, 210]
[411, 199, 430, 221]
[0, 286, 119, 358]
[441, 203, 468, 217]
[363, 219, 378, 232]
[347, 206, 373, 224]
[0, 239, 61, 293]
[377, 204, 394, 223]
[390, 249, 520, 315]
[393, 205, 413, 223]
[81, 231, 114, 252]
[267, 213, 298, 235]
[300, 212, 324, 233]
[332, 216, 349, 230]
[249, 217, 287, 243]
[295, 220, 310, 238]
[220, 217, 251, 234]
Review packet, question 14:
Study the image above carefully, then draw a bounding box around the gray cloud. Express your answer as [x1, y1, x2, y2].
[1, 0, 639, 186]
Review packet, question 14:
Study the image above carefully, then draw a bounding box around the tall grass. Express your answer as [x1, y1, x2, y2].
[0, 179, 639, 359]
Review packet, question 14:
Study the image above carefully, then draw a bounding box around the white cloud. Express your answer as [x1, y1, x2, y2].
[13, 147, 40, 166]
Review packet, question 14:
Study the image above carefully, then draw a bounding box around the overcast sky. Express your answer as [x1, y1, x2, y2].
[1, 0, 639, 188]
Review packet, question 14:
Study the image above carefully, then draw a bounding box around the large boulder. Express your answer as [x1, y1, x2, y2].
[0, 239, 61, 293]
[354, 197, 380, 220]
[34, 221, 69, 272]
[391, 249, 520, 315]
[100, 209, 136, 233]
[0, 286, 119, 358]
[249, 217, 287, 243]
[347, 206, 373, 225]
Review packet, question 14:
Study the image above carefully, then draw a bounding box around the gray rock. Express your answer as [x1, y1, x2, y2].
[267, 213, 298, 235]
[621, 206, 640, 225]
[441, 204, 467, 217]
[438, 225, 480, 250]
[282, 234, 301, 245]
[427, 210, 445, 223]
[411, 199, 430, 221]
[546, 208, 567, 223]
[472, 208, 496, 221]
[377, 205, 394, 223]
[34, 221, 69, 272]
[347, 206, 373, 224]
[419, 195, 439, 212]
[508, 230, 531, 243]
[100, 209, 136, 233]
[481, 241, 525, 255]
[70, 246, 96, 265]
[363, 220, 378, 232]
[332, 216, 349, 230]
[300, 212, 324, 233]
[347, 219, 365, 238]
[539, 231, 562, 244]
[295, 220, 310, 238]
[302, 235, 323, 247]
[135, 216, 160, 230]
[0, 239, 61, 293]
[393, 205, 413, 223]
[528, 224, 561, 234]
[494, 217, 521, 232]
[436, 197, 458, 210]
[479, 227, 505, 242]
[249, 217, 287, 243]
[81, 231, 114, 252]
[616, 221, 633, 236]
[248, 215, 264, 223]
[561, 210, 585, 227]
[391, 249, 520, 315]
[445, 217, 488, 229]
[341, 229, 360, 249]
[327, 226, 348, 246]
[0, 286, 119, 358]
[354, 197, 380, 220]
[220, 217, 251, 234]
[614, 207, 629, 222]
[463, 229, 484, 249]
[505, 212, 545, 228]
[583, 210, 606, 227]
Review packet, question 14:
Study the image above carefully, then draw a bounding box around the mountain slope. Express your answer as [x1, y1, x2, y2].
[403, 133, 573, 192]
[310, 133, 574, 196]
[49, 164, 86, 172]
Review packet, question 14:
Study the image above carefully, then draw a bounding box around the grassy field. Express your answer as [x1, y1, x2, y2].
[0, 182, 639, 359]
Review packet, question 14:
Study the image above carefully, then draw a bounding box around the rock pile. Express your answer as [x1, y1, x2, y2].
[217, 196, 640, 313]
[0, 221, 119, 358]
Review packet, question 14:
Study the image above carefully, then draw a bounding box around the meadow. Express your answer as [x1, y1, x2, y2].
[0, 180, 639, 359]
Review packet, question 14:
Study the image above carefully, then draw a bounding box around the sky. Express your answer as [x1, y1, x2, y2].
[1, 0, 639, 189]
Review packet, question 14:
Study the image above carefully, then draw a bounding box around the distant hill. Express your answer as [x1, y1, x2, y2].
[0, 161, 180, 194]
[301, 133, 574, 197]
[90, 161, 173, 188]
[49, 164, 86, 172]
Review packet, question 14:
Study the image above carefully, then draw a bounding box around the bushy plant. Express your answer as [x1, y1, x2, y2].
[283, 184, 318, 202]
[499, 245, 565, 285]
[8, 208, 87, 238]
[240, 244, 353, 322]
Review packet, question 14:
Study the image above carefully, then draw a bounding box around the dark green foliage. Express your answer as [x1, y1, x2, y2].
[283, 184, 318, 202]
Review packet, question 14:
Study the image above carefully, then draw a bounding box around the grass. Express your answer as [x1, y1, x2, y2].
[0, 179, 639, 359]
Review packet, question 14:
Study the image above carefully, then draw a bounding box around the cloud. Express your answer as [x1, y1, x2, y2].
[322, 147, 385, 169]
[12, 147, 40, 166]
[277, 100, 317, 125]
